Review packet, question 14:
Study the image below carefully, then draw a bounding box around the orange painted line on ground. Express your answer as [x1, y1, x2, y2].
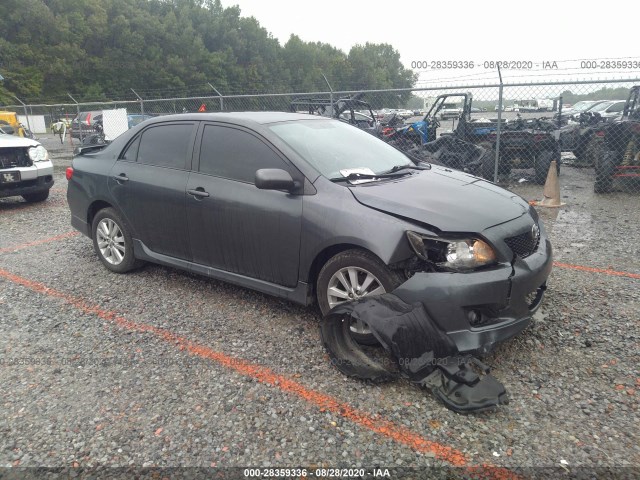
[0, 267, 518, 479]
[0, 231, 79, 254]
[553, 262, 640, 280]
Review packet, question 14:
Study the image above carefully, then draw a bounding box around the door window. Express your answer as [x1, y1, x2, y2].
[199, 125, 288, 182]
[120, 135, 141, 161]
[137, 124, 194, 169]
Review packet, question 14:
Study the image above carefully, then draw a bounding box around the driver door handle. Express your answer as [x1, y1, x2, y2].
[113, 173, 129, 183]
[187, 188, 210, 198]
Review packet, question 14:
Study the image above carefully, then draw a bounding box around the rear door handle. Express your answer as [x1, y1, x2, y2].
[187, 188, 210, 198]
[113, 173, 129, 183]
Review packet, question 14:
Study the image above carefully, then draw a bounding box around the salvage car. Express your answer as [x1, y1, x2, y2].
[0, 132, 54, 202]
[593, 86, 640, 193]
[0, 111, 28, 137]
[71, 110, 102, 139]
[67, 112, 552, 353]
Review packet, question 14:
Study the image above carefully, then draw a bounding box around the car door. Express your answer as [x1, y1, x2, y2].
[185, 123, 303, 287]
[108, 121, 197, 260]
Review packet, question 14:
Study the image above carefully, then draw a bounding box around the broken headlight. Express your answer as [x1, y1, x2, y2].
[406, 231, 497, 271]
[28, 145, 49, 162]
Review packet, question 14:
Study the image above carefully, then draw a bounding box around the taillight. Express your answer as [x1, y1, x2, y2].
[595, 130, 605, 137]
[382, 127, 395, 136]
[66, 167, 74, 181]
[533, 134, 546, 142]
[86, 113, 91, 125]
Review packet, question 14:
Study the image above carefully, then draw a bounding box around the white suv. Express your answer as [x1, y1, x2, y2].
[0, 133, 53, 202]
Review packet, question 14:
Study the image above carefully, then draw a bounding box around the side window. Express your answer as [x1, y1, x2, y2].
[137, 124, 194, 169]
[609, 103, 624, 113]
[120, 135, 140, 161]
[199, 125, 288, 183]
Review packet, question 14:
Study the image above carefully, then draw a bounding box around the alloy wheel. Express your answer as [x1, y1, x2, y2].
[96, 218, 126, 265]
[327, 267, 386, 334]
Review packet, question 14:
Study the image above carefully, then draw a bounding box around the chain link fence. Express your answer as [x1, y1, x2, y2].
[2, 78, 639, 194]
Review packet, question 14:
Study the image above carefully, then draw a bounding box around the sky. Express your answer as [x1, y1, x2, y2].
[225, 0, 640, 86]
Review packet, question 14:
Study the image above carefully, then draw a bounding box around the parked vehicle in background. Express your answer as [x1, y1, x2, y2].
[516, 99, 554, 112]
[0, 111, 28, 137]
[127, 114, 154, 129]
[593, 86, 640, 193]
[71, 111, 103, 139]
[290, 94, 381, 137]
[492, 116, 561, 183]
[67, 112, 552, 352]
[386, 92, 562, 183]
[0, 132, 53, 202]
[440, 102, 463, 120]
[559, 110, 608, 166]
[587, 100, 626, 122]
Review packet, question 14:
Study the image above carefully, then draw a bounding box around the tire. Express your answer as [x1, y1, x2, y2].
[91, 207, 141, 273]
[22, 190, 50, 203]
[534, 150, 560, 185]
[478, 142, 498, 181]
[317, 249, 404, 345]
[594, 150, 618, 193]
[583, 135, 603, 168]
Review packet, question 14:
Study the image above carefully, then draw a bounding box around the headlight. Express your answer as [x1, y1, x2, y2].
[28, 145, 49, 162]
[406, 231, 497, 271]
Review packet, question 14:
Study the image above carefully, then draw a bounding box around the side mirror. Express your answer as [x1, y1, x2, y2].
[255, 168, 296, 192]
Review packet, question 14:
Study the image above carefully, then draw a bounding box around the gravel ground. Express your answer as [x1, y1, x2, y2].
[0, 135, 638, 478]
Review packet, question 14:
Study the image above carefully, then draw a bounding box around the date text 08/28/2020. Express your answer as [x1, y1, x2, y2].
[410, 59, 640, 70]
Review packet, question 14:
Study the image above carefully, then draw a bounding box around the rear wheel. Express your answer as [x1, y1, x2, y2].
[22, 190, 49, 203]
[317, 249, 404, 345]
[91, 208, 142, 273]
[594, 150, 618, 193]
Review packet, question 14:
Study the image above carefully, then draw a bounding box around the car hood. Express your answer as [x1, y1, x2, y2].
[0, 134, 39, 148]
[348, 166, 529, 233]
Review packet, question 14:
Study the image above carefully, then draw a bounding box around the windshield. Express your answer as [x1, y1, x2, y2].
[269, 119, 412, 179]
[571, 101, 596, 112]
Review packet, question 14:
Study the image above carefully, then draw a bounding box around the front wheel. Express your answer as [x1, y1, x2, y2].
[91, 208, 142, 273]
[317, 249, 404, 345]
[22, 190, 50, 203]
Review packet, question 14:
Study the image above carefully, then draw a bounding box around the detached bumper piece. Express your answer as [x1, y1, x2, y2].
[421, 356, 509, 413]
[320, 294, 509, 413]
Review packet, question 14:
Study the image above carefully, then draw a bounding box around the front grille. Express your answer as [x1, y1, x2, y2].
[526, 284, 546, 311]
[0, 148, 32, 169]
[505, 227, 540, 259]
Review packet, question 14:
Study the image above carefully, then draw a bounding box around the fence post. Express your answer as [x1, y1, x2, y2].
[494, 67, 504, 183]
[11, 95, 32, 138]
[67, 93, 82, 143]
[208, 83, 224, 111]
[131, 88, 144, 116]
[322, 74, 334, 112]
[557, 95, 563, 128]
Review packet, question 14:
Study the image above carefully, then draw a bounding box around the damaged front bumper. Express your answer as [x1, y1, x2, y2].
[320, 294, 510, 413]
[392, 224, 553, 355]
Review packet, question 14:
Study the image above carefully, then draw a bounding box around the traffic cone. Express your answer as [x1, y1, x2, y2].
[533, 160, 565, 208]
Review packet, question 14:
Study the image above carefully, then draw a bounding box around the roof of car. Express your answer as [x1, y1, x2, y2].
[146, 111, 326, 126]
